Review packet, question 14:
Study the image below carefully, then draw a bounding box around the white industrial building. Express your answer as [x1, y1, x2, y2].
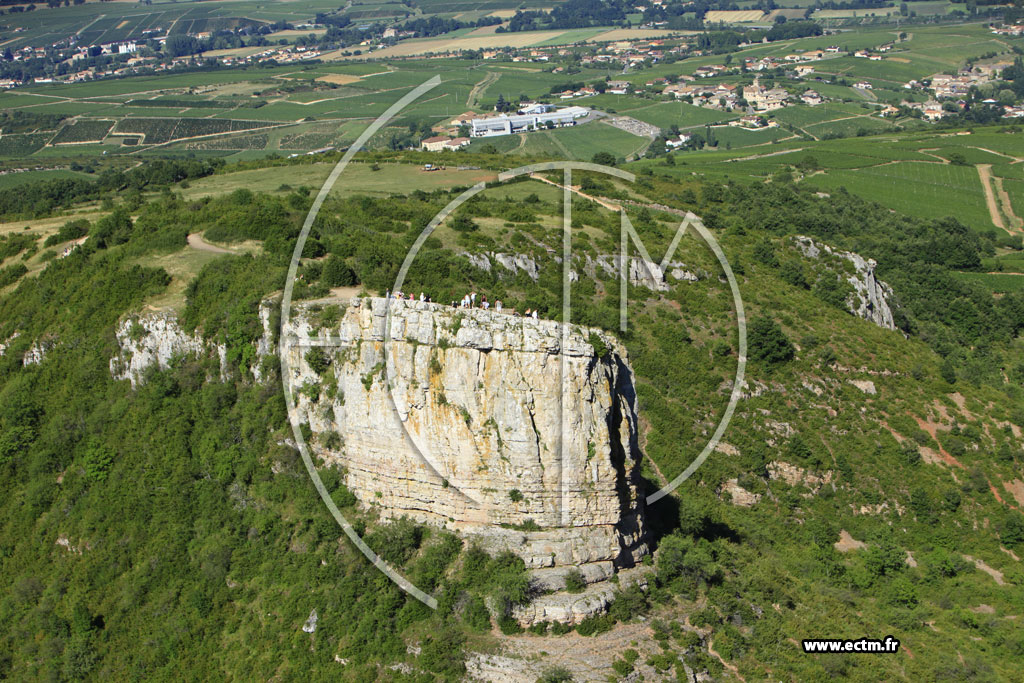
[470, 106, 590, 137]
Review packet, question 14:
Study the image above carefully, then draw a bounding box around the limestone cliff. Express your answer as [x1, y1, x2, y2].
[794, 236, 897, 330]
[283, 297, 648, 571]
[460, 250, 701, 292]
[109, 314, 228, 387]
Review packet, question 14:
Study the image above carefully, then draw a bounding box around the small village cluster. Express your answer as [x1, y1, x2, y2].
[385, 290, 540, 319]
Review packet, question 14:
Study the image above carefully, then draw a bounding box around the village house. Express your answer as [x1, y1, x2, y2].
[694, 65, 724, 78]
[801, 89, 824, 106]
[666, 134, 692, 148]
[743, 77, 789, 111]
[930, 73, 973, 99]
[991, 24, 1024, 36]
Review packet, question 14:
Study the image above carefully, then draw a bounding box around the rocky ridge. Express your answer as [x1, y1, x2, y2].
[793, 236, 897, 330]
[459, 250, 702, 293]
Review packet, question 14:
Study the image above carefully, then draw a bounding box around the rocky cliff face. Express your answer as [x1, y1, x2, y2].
[460, 250, 702, 292]
[794, 236, 897, 330]
[283, 297, 648, 571]
[109, 314, 228, 387]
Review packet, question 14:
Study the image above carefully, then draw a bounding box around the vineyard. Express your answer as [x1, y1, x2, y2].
[185, 134, 270, 151]
[111, 118, 178, 144]
[279, 131, 336, 150]
[110, 118, 269, 144]
[51, 119, 114, 144]
[126, 99, 235, 109]
[0, 133, 51, 156]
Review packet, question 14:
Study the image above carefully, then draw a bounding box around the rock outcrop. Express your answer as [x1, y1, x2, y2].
[22, 337, 54, 366]
[0, 331, 19, 357]
[109, 314, 227, 387]
[282, 297, 648, 572]
[459, 250, 701, 292]
[793, 236, 897, 330]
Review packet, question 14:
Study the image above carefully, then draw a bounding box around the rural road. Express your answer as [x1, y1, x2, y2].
[187, 233, 232, 254]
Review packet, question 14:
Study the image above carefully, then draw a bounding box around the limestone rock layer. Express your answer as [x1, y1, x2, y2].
[284, 297, 648, 569]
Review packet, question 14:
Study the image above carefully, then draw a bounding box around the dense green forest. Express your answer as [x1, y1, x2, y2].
[1, 147, 1022, 680]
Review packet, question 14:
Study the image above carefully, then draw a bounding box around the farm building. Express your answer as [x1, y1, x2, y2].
[421, 136, 470, 152]
[469, 107, 590, 137]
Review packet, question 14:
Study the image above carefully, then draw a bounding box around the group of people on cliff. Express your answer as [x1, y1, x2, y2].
[385, 289, 540, 319]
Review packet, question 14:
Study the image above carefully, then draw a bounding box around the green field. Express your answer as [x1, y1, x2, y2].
[0, 168, 94, 190]
[953, 271, 1024, 292]
[804, 161, 994, 231]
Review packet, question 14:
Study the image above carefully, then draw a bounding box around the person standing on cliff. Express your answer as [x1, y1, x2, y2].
[470, 291, 476, 307]
[496, 300, 502, 313]
[532, 309, 538, 319]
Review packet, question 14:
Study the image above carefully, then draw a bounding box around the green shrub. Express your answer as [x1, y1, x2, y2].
[748, 316, 794, 365]
[564, 568, 586, 594]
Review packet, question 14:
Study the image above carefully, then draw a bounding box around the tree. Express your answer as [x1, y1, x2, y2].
[322, 255, 356, 287]
[748, 316, 794, 365]
[1002, 512, 1024, 547]
[592, 151, 616, 166]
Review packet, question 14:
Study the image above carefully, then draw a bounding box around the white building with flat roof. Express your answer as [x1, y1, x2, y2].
[470, 106, 590, 137]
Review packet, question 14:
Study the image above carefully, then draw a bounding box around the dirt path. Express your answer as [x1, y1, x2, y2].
[971, 146, 1023, 162]
[727, 147, 804, 163]
[529, 173, 622, 212]
[708, 636, 746, 681]
[187, 233, 233, 254]
[467, 71, 499, 109]
[978, 165, 1007, 231]
[993, 175, 1023, 232]
[76, 13, 105, 37]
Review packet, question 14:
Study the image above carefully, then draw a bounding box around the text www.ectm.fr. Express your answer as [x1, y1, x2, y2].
[802, 637, 900, 653]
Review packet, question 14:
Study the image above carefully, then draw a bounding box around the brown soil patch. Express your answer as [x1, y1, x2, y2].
[918, 447, 943, 466]
[949, 392, 971, 419]
[913, 415, 963, 468]
[835, 529, 867, 552]
[316, 73, 362, 85]
[1003, 479, 1024, 507]
[932, 400, 953, 425]
[886, 56, 911, 63]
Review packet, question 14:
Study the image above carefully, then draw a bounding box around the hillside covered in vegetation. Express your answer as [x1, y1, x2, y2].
[0, 139, 1022, 680]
